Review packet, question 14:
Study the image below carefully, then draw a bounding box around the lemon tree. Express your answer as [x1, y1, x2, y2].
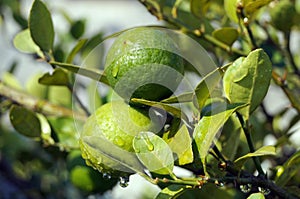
[104, 27, 184, 101]
[80, 101, 161, 177]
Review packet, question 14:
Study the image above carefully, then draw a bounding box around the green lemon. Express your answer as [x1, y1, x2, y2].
[104, 27, 184, 101]
[270, 0, 297, 32]
[80, 101, 161, 177]
[67, 150, 118, 193]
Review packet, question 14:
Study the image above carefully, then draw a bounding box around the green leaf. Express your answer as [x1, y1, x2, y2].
[234, 146, 276, 169]
[66, 39, 88, 63]
[224, 0, 239, 23]
[2, 72, 22, 90]
[48, 86, 72, 107]
[275, 150, 300, 187]
[193, 102, 247, 172]
[49, 61, 109, 85]
[220, 115, 243, 160]
[37, 114, 55, 145]
[26, 73, 48, 99]
[161, 92, 193, 103]
[38, 68, 69, 86]
[9, 105, 41, 137]
[247, 193, 265, 199]
[133, 131, 174, 175]
[13, 29, 42, 56]
[70, 19, 85, 39]
[48, 117, 80, 149]
[82, 135, 145, 174]
[223, 49, 272, 120]
[244, 0, 273, 17]
[190, 0, 209, 18]
[156, 184, 189, 199]
[131, 98, 189, 122]
[163, 124, 193, 165]
[193, 66, 226, 111]
[29, 0, 54, 51]
[212, 27, 239, 46]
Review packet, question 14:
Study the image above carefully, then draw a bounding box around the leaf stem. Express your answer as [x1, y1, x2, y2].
[236, 113, 265, 176]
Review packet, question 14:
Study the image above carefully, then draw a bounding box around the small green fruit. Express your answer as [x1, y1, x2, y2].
[104, 27, 184, 101]
[270, 0, 297, 32]
[80, 101, 161, 177]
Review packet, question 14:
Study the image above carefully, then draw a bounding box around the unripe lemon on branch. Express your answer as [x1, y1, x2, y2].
[104, 27, 184, 101]
[80, 101, 161, 177]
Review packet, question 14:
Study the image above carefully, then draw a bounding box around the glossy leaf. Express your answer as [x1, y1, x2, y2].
[39, 68, 69, 86]
[37, 114, 55, 146]
[223, 49, 272, 120]
[247, 193, 265, 199]
[193, 103, 247, 170]
[191, 0, 209, 18]
[193, 66, 226, 111]
[161, 92, 193, 103]
[82, 135, 145, 175]
[244, 0, 273, 17]
[13, 29, 42, 56]
[156, 184, 189, 199]
[9, 105, 41, 137]
[133, 131, 174, 175]
[224, 0, 239, 23]
[163, 124, 193, 165]
[212, 27, 239, 46]
[131, 98, 189, 122]
[275, 150, 300, 187]
[29, 0, 54, 52]
[234, 146, 276, 169]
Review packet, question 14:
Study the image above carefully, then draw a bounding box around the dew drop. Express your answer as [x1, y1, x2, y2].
[112, 65, 120, 77]
[258, 187, 271, 195]
[215, 180, 225, 188]
[103, 173, 112, 180]
[141, 134, 154, 151]
[239, 184, 252, 193]
[119, 176, 129, 188]
[114, 136, 125, 147]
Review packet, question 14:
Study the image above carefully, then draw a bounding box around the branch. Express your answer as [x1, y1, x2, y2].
[0, 81, 87, 121]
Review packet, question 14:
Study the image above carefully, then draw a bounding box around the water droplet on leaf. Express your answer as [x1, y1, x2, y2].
[103, 173, 112, 179]
[114, 136, 125, 147]
[239, 184, 252, 193]
[119, 176, 129, 188]
[258, 187, 271, 195]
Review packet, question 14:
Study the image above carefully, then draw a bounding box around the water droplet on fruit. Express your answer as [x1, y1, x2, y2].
[258, 187, 271, 195]
[239, 184, 252, 193]
[114, 136, 125, 147]
[103, 173, 112, 179]
[119, 176, 129, 188]
[112, 65, 119, 77]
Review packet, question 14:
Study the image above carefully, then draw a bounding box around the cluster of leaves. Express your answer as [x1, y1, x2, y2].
[0, 0, 300, 199]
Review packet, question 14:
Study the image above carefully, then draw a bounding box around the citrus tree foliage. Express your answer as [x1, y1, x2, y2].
[1, 0, 300, 198]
